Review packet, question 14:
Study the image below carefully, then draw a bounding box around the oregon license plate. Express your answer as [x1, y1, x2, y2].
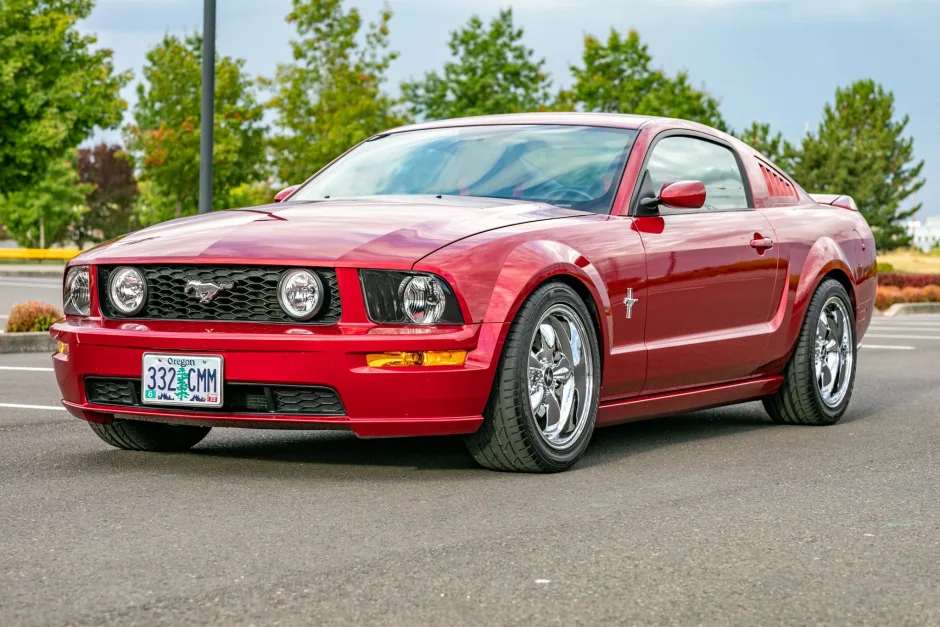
[141, 354, 224, 408]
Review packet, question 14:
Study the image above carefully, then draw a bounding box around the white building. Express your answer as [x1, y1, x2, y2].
[906, 217, 940, 252]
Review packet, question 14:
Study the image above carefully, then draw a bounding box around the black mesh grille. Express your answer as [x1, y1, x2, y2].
[273, 387, 345, 415]
[84, 377, 345, 416]
[86, 378, 136, 406]
[97, 265, 340, 324]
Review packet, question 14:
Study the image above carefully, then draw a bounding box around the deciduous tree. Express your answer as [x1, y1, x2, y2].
[74, 143, 139, 247]
[564, 28, 726, 130]
[791, 80, 924, 250]
[125, 34, 267, 225]
[0, 0, 130, 193]
[0, 150, 90, 248]
[267, 0, 406, 185]
[401, 8, 553, 121]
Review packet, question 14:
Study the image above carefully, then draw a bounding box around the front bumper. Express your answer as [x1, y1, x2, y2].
[51, 319, 505, 437]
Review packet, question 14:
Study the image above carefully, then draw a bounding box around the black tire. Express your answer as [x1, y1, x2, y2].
[464, 282, 601, 472]
[89, 419, 211, 452]
[763, 278, 857, 426]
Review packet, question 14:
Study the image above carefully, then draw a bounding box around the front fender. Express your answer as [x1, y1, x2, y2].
[416, 237, 614, 360]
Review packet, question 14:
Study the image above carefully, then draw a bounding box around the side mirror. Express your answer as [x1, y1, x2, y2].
[640, 180, 706, 210]
[274, 184, 300, 203]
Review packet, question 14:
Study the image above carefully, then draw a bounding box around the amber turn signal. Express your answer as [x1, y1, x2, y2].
[366, 350, 467, 368]
[56, 341, 69, 356]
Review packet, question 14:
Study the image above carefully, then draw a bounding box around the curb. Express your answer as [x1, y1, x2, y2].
[883, 303, 940, 317]
[0, 332, 56, 354]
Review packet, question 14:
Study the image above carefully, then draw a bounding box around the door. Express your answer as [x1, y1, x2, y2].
[634, 134, 779, 393]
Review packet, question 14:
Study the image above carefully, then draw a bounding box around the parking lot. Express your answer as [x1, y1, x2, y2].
[1, 304, 939, 624]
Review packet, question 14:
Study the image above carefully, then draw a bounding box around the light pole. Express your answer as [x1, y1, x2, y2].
[198, 0, 216, 214]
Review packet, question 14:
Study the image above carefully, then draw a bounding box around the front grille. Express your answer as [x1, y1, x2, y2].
[97, 265, 341, 324]
[84, 377, 346, 416]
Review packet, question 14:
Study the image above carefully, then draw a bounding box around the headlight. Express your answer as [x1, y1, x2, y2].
[277, 269, 324, 321]
[360, 270, 463, 325]
[63, 266, 91, 316]
[107, 266, 148, 316]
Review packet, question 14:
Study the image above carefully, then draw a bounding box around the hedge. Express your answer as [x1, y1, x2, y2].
[877, 273, 940, 288]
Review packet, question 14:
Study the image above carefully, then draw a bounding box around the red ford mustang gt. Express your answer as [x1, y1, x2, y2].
[51, 113, 876, 472]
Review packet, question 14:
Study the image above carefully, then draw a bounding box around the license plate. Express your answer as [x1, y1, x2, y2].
[141, 353, 224, 408]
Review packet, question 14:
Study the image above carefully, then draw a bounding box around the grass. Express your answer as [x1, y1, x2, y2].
[877, 250, 940, 275]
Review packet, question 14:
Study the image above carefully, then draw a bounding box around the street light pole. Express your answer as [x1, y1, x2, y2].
[198, 0, 216, 214]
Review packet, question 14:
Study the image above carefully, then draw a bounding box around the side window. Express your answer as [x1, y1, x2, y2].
[646, 136, 749, 212]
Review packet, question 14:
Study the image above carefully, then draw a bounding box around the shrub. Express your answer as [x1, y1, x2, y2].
[900, 287, 924, 303]
[923, 285, 940, 303]
[4, 301, 62, 333]
[876, 262, 894, 273]
[875, 286, 903, 310]
[878, 272, 940, 288]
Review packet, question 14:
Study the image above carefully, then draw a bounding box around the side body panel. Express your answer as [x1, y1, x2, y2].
[416, 215, 650, 401]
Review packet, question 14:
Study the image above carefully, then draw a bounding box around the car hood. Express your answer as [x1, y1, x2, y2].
[77, 196, 586, 267]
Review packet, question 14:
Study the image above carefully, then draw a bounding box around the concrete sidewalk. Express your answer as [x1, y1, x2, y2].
[0, 264, 65, 278]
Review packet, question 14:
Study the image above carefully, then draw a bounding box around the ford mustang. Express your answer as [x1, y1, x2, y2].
[51, 113, 877, 472]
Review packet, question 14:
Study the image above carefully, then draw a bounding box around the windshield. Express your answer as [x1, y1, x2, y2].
[291, 125, 639, 214]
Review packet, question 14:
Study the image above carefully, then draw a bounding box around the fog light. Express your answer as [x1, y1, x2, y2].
[57, 341, 69, 355]
[366, 350, 467, 368]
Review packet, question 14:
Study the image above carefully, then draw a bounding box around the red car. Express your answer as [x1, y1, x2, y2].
[51, 113, 877, 472]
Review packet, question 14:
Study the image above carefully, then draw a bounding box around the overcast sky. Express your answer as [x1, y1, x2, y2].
[82, 0, 940, 218]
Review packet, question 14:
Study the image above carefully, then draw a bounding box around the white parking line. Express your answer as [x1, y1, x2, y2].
[0, 366, 54, 372]
[866, 334, 940, 340]
[866, 326, 940, 332]
[0, 403, 65, 411]
[860, 344, 916, 350]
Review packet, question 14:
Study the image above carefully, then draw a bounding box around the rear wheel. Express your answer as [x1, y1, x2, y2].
[763, 279, 857, 425]
[464, 282, 601, 472]
[89, 419, 211, 452]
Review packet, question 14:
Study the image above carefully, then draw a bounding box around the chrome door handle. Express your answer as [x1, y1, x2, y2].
[750, 237, 774, 250]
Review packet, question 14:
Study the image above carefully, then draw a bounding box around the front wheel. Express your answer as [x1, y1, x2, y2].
[89, 419, 211, 452]
[464, 282, 601, 472]
[763, 278, 857, 425]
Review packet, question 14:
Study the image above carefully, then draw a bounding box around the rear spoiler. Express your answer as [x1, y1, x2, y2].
[810, 194, 858, 211]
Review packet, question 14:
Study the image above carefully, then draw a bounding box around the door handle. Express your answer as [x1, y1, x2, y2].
[750, 237, 774, 250]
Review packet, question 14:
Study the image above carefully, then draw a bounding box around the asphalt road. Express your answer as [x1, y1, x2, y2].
[1, 315, 939, 625]
[0, 275, 61, 325]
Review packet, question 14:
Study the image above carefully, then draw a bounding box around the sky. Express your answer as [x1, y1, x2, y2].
[81, 0, 940, 218]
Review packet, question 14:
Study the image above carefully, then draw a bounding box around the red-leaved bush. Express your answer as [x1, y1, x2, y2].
[878, 273, 940, 288]
[4, 301, 62, 333]
[875, 285, 940, 310]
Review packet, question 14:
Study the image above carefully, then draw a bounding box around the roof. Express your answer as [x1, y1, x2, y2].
[386, 112, 669, 134]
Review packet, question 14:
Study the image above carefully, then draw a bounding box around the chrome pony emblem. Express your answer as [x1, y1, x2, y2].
[624, 288, 639, 319]
[184, 278, 234, 304]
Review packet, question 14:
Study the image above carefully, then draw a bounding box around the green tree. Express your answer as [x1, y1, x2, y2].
[267, 0, 406, 185]
[791, 80, 925, 250]
[401, 8, 553, 121]
[735, 121, 796, 170]
[0, 0, 130, 194]
[0, 150, 91, 248]
[74, 143, 139, 247]
[125, 34, 267, 224]
[564, 28, 726, 130]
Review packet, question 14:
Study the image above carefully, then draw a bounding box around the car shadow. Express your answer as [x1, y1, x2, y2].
[181, 401, 780, 473]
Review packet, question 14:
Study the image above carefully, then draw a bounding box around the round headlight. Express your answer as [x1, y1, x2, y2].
[108, 267, 147, 316]
[399, 275, 446, 324]
[278, 269, 324, 321]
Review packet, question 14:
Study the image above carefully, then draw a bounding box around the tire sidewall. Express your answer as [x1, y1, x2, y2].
[507, 283, 601, 470]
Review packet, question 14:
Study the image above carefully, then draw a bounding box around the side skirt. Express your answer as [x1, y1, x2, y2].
[596, 376, 784, 427]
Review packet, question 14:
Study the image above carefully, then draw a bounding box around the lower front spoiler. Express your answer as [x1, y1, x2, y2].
[62, 401, 484, 438]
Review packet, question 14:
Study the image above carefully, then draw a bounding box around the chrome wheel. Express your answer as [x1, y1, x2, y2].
[814, 296, 853, 408]
[527, 304, 594, 451]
